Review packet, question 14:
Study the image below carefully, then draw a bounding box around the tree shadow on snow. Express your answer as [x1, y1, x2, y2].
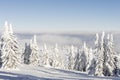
[51, 68, 120, 80]
[0, 71, 57, 80]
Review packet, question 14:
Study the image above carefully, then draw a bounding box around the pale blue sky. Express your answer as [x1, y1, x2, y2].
[0, 0, 120, 32]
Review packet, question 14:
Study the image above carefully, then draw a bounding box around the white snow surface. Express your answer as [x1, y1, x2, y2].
[0, 64, 119, 80]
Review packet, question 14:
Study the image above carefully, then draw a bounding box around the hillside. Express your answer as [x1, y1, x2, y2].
[0, 65, 119, 80]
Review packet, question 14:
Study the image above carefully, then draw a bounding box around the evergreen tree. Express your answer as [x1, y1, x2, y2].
[68, 45, 76, 70]
[94, 32, 105, 76]
[29, 35, 39, 65]
[103, 34, 116, 76]
[1, 21, 20, 69]
[22, 43, 31, 64]
[74, 48, 81, 70]
[88, 33, 99, 75]
[87, 48, 93, 71]
[42, 43, 53, 66]
[89, 32, 117, 76]
[88, 32, 104, 76]
[52, 44, 63, 68]
[79, 42, 89, 72]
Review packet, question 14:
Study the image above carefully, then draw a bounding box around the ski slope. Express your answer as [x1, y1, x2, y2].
[0, 65, 119, 80]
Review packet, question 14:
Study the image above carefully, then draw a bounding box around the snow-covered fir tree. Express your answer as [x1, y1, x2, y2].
[68, 45, 76, 70]
[89, 32, 104, 76]
[41, 43, 53, 67]
[22, 43, 31, 64]
[89, 32, 118, 76]
[94, 32, 105, 76]
[78, 42, 89, 72]
[52, 44, 59, 67]
[73, 48, 80, 70]
[103, 34, 117, 76]
[0, 21, 20, 69]
[61, 45, 71, 69]
[52, 44, 63, 68]
[88, 33, 99, 75]
[29, 35, 39, 66]
[86, 48, 93, 71]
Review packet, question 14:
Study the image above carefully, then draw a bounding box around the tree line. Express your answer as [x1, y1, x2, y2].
[0, 21, 119, 77]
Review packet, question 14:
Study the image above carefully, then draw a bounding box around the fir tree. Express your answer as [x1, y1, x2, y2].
[52, 44, 63, 68]
[87, 48, 94, 71]
[88, 34, 98, 75]
[79, 42, 89, 72]
[68, 45, 76, 70]
[89, 32, 117, 76]
[42, 43, 51, 66]
[94, 32, 105, 76]
[1, 21, 20, 69]
[22, 43, 31, 64]
[74, 48, 81, 70]
[29, 35, 39, 65]
[103, 34, 116, 76]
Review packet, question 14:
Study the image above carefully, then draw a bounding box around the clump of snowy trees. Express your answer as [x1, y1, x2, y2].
[88, 32, 118, 76]
[0, 21, 120, 76]
[0, 21, 20, 70]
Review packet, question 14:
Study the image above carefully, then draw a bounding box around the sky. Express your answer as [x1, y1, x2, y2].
[0, 0, 120, 32]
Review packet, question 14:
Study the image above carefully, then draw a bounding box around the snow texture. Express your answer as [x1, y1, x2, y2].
[0, 64, 119, 80]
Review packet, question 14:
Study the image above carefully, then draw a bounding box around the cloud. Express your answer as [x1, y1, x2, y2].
[37, 34, 82, 46]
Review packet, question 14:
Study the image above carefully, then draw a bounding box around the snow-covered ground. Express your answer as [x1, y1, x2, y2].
[0, 64, 119, 80]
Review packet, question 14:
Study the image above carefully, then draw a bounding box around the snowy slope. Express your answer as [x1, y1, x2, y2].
[0, 65, 119, 80]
